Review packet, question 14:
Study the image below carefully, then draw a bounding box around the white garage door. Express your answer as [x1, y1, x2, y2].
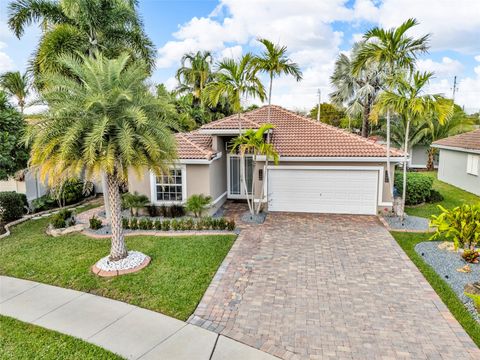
[268, 168, 379, 215]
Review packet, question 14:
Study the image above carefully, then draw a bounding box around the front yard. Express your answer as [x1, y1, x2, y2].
[0, 315, 122, 360]
[0, 212, 235, 321]
[392, 171, 480, 347]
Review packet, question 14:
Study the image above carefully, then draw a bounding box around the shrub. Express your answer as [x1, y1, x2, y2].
[227, 219, 236, 231]
[394, 172, 433, 205]
[182, 218, 194, 230]
[430, 204, 480, 251]
[426, 189, 444, 203]
[0, 191, 27, 223]
[146, 205, 159, 217]
[154, 219, 162, 230]
[89, 215, 102, 230]
[50, 179, 91, 207]
[31, 195, 57, 212]
[171, 219, 180, 231]
[171, 204, 185, 218]
[161, 219, 171, 231]
[122, 192, 149, 216]
[185, 194, 212, 217]
[50, 209, 73, 229]
[462, 250, 479, 264]
[159, 205, 168, 217]
[138, 218, 153, 230]
[129, 217, 138, 230]
[122, 217, 130, 229]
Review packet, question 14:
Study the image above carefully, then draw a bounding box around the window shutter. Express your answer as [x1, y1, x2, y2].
[467, 154, 479, 176]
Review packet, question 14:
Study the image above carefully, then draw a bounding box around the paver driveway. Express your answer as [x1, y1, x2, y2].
[189, 210, 479, 359]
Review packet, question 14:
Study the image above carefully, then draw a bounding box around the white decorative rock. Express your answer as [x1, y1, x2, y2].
[92, 251, 151, 277]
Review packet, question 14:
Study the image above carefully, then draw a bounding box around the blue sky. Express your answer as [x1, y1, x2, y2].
[1, 0, 479, 113]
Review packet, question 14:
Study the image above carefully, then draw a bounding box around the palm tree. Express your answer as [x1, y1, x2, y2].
[231, 124, 279, 215]
[330, 42, 385, 137]
[26, 53, 177, 261]
[205, 53, 266, 129]
[0, 71, 30, 113]
[8, 0, 155, 83]
[372, 71, 452, 219]
[253, 38, 302, 119]
[353, 19, 430, 193]
[175, 51, 213, 107]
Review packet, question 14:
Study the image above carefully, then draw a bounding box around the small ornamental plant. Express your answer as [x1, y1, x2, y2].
[430, 204, 480, 259]
[89, 215, 103, 230]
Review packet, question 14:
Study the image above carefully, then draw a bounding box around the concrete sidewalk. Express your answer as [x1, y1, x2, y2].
[0, 276, 276, 360]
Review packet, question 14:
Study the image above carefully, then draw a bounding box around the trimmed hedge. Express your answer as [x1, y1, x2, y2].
[122, 216, 235, 232]
[0, 191, 27, 223]
[394, 172, 434, 205]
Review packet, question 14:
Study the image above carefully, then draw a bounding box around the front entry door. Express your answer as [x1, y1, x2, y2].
[228, 155, 253, 198]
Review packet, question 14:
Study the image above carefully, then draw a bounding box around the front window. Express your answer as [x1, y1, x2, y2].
[155, 169, 184, 201]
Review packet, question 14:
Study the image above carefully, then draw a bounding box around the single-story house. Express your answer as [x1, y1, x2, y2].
[408, 144, 438, 169]
[432, 129, 480, 196]
[128, 105, 405, 215]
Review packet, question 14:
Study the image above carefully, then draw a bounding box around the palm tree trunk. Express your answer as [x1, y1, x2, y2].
[401, 119, 411, 221]
[106, 170, 128, 261]
[387, 109, 393, 197]
[361, 101, 370, 138]
[426, 148, 436, 171]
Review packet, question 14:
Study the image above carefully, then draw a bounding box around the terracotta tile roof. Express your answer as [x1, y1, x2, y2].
[432, 129, 480, 151]
[175, 131, 216, 160]
[198, 105, 404, 158]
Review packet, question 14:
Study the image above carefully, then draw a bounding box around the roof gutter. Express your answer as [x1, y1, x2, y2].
[431, 144, 480, 155]
[255, 155, 406, 163]
[177, 151, 223, 165]
[198, 129, 250, 135]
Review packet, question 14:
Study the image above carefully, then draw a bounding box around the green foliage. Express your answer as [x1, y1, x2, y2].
[0, 91, 29, 181]
[89, 215, 102, 230]
[129, 217, 138, 230]
[122, 217, 130, 229]
[138, 218, 153, 230]
[8, 0, 155, 84]
[430, 204, 480, 251]
[227, 219, 236, 231]
[394, 172, 433, 205]
[50, 178, 91, 207]
[31, 194, 57, 212]
[50, 209, 73, 229]
[461, 250, 479, 264]
[120, 216, 234, 232]
[426, 189, 444, 204]
[171, 204, 185, 218]
[122, 192, 149, 216]
[161, 219, 170, 231]
[0, 191, 26, 223]
[309, 103, 346, 127]
[465, 293, 480, 313]
[185, 194, 212, 217]
[0, 71, 30, 112]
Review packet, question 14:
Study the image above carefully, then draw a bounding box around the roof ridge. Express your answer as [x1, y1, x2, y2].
[433, 128, 480, 144]
[273, 106, 404, 156]
[177, 133, 213, 159]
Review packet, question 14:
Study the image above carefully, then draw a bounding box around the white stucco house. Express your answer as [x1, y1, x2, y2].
[432, 129, 480, 196]
[128, 105, 406, 215]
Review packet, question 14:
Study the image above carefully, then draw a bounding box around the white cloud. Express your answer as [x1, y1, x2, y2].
[375, 0, 480, 53]
[219, 45, 243, 60]
[164, 76, 178, 91]
[416, 57, 463, 77]
[0, 42, 16, 72]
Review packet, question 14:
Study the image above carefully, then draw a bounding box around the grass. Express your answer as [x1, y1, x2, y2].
[391, 231, 480, 347]
[0, 214, 235, 321]
[405, 171, 480, 218]
[0, 315, 122, 360]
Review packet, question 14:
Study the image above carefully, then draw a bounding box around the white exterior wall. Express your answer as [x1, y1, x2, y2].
[438, 149, 480, 196]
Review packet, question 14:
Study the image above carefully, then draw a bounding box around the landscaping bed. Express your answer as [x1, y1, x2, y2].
[415, 241, 480, 322]
[383, 214, 430, 231]
[0, 215, 236, 320]
[0, 315, 122, 360]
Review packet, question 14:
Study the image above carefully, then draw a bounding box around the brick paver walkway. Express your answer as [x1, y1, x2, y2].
[189, 206, 479, 359]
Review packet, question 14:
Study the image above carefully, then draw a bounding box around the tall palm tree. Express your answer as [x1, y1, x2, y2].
[231, 124, 279, 215]
[330, 42, 385, 137]
[0, 71, 31, 113]
[175, 50, 213, 107]
[253, 38, 302, 119]
[353, 18, 430, 193]
[8, 0, 155, 83]
[205, 53, 266, 129]
[372, 71, 452, 219]
[26, 53, 177, 261]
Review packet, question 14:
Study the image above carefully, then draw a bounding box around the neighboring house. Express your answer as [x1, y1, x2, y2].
[0, 170, 48, 202]
[129, 106, 404, 215]
[432, 129, 480, 196]
[408, 144, 438, 169]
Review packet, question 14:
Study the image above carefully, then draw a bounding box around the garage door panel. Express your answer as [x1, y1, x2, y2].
[268, 169, 378, 215]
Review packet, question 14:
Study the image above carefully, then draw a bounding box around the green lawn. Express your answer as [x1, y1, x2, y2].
[0, 215, 235, 320]
[405, 171, 480, 218]
[391, 231, 480, 347]
[0, 315, 122, 360]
